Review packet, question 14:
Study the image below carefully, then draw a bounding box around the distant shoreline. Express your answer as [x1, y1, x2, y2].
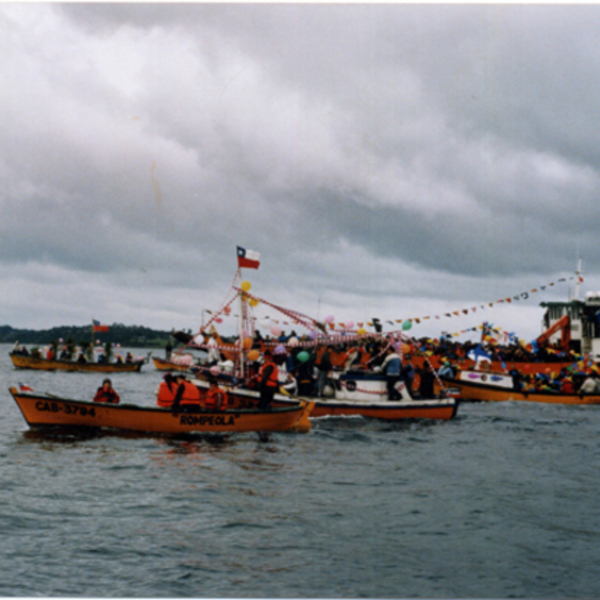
[0, 324, 180, 349]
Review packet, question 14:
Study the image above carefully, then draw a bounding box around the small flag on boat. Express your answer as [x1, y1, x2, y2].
[18, 382, 33, 392]
[92, 319, 110, 332]
[236, 246, 261, 270]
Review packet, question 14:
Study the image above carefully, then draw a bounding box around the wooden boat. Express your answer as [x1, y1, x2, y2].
[436, 370, 600, 405]
[411, 354, 578, 376]
[152, 356, 194, 372]
[9, 386, 314, 434]
[194, 371, 458, 421]
[9, 353, 145, 373]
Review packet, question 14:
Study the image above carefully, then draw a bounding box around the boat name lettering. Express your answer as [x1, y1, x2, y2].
[35, 401, 96, 417]
[179, 414, 235, 426]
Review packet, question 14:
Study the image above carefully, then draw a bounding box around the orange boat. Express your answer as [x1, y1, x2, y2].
[9, 353, 145, 373]
[9, 386, 314, 434]
[435, 370, 600, 405]
[152, 356, 193, 372]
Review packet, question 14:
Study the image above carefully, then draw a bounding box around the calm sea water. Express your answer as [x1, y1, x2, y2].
[1, 343, 600, 598]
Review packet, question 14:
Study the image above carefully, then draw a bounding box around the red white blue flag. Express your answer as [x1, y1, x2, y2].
[237, 246, 261, 270]
[92, 319, 110, 332]
[19, 382, 33, 392]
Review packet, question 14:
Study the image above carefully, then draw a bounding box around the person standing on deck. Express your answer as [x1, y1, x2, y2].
[315, 345, 333, 397]
[381, 347, 402, 401]
[258, 351, 279, 409]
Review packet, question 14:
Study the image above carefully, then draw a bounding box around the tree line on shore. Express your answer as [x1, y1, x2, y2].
[0, 324, 187, 348]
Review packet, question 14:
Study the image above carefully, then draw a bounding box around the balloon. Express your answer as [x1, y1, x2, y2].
[308, 330, 317, 339]
[297, 351, 310, 363]
[216, 317, 223, 324]
[402, 320, 412, 331]
[240, 329, 249, 339]
[288, 337, 299, 347]
[223, 306, 231, 315]
[324, 315, 334, 323]
[209, 366, 221, 376]
[274, 344, 287, 355]
[249, 298, 259, 307]
[357, 328, 367, 335]
[270, 325, 282, 337]
[241, 281, 252, 292]
[346, 321, 354, 330]
[247, 349, 260, 361]
[243, 337, 253, 350]
[259, 319, 271, 329]
[402, 343, 411, 354]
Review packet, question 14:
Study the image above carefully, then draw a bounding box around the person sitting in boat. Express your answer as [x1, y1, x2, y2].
[381, 347, 402, 401]
[172, 375, 202, 411]
[93, 378, 120, 404]
[76, 352, 87, 363]
[205, 379, 229, 411]
[560, 377, 576, 394]
[579, 374, 600, 395]
[258, 350, 279, 409]
[125, 352, 134, 364]
[156, 373, 178, 408]
[437, 361, 455, 380]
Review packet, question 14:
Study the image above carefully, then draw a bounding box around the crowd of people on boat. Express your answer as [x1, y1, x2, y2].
[12, 341, 138, 364]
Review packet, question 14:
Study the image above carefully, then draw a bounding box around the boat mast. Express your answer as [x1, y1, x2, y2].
[572, 256, 583, 301]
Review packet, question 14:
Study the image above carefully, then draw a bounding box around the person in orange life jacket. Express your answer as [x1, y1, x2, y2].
[205, 379, 229, 410]
[156, 373, 177, 408]
[172, 374, 202, 410]
[93, 378, 120, 404]
[258, 351, 279, 409]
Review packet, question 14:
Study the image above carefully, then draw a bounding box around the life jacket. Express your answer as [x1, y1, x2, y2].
[205, 387, 228, 410]
[259, 362, 279, 388]
[179, 381, 202, 405]
[157, 381, 177, 407]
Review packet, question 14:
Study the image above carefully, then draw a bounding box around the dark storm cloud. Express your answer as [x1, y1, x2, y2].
[1, 3, 598, 332]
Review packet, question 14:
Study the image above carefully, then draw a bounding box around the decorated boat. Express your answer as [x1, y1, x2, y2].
[9, 353, 146, 373]
[192, 370, 458, 421]
[8, 386, 314, 434]
[436, 370, 600, 405]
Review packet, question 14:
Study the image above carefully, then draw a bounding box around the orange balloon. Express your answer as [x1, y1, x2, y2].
[247, 349, 260, 361]
[243, 337, 253, 350]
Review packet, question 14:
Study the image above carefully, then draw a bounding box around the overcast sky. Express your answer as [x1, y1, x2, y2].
[1, 3, 598, 341]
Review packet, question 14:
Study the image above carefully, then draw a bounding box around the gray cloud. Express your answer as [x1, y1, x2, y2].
[0, 3, 597, 337]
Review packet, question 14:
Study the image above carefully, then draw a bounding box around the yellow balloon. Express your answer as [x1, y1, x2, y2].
[356, 328, 367, 335]
[241, 281, 252, 292]
[247, 349, 260, 361]
[249, 298, 259, 307]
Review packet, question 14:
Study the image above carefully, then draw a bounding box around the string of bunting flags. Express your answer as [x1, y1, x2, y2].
[201, 273, 582, 336]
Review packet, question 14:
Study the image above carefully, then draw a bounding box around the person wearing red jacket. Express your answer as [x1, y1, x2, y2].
[93, 378, 120, 404]
[258, 351, 279, 409]
[205, 380, 229, 410]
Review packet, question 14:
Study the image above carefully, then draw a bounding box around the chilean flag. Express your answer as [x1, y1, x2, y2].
[19, 382, 33, 392]
[237, 246, 261, 270]
[92, 319, 110, 332]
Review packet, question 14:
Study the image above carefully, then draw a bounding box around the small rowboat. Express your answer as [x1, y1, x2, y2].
[10, 353, 145, 373]
[152, 356, 193, 372]
[9, 387, 314, 434]
[437, 370, 600, 405]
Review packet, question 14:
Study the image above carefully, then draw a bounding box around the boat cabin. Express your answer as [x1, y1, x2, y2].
[541, 292, 600, 357]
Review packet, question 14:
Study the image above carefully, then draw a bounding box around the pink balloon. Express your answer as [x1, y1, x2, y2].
[216, 318, 223, 324]
[346, 321, 354, 329]
[210, 366, 221, 376]
[324, 315, 334, 323]
[270, 325, 282, 337]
